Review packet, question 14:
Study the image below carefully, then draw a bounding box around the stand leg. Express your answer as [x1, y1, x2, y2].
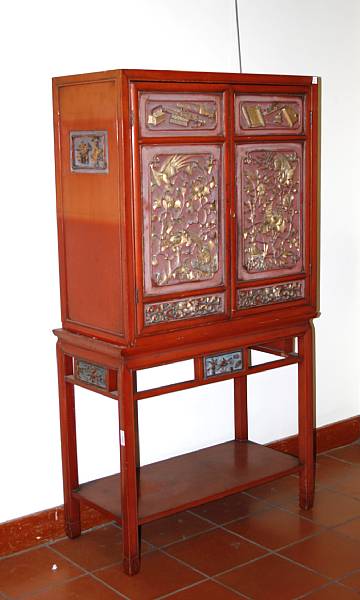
[119, 364, 140, 575]
[298, 324, 315, 510]
[234, 376, 248, 441]
[56, 343, 81, 538]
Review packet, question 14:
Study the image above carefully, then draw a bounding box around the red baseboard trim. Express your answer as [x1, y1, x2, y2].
[268, 415, 360, 455]
[1, 415, 359, 558]
[0, 505, 109, 558]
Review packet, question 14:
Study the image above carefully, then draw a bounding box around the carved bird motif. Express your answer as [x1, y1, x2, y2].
[273, 153, 297, 186]
[150, 155, 195, 187]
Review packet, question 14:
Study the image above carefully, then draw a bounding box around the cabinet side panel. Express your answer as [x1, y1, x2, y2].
[57, 80, 124, 336]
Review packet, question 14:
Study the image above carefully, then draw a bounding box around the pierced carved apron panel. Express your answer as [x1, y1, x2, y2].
[142, 145, 224, 296]
[237, 143, 304, 281]
[139, 92, 223, 137]
[235, 95, 304, 135]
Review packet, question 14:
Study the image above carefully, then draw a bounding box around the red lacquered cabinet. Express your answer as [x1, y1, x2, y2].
[53, 69, 320, 575]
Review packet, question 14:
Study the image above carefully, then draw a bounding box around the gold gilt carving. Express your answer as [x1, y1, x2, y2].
[237, 281, 305, 309]
[149, 152, 220, 287]
[147, 102, 216, 129]
[241, 102, 299, 129]
[144, 294, 224, 325]
[239, 148, 302, 275]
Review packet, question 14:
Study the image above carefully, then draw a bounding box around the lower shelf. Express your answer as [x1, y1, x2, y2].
[73, 440, 301, 525]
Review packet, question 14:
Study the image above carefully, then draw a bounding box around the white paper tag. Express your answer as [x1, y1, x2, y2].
[120, 430, 125, 446]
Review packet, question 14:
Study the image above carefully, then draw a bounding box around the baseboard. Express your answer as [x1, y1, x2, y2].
[268, 415, 360, 455]
[0, 504, 109, 558]
[1, 415, 359, 558]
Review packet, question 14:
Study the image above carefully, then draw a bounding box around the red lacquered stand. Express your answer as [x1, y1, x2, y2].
[55, 321, 315, 575]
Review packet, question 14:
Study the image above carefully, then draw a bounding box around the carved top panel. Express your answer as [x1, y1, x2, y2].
[139, 92, 223, 137]
[235, 95, 304, 135]
[142, 145, 224, 295]
[237, 143, 304, 281]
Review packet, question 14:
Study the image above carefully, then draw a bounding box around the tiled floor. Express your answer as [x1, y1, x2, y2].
[1, 441, 360, 599]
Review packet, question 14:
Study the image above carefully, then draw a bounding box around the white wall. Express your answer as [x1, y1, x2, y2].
[0, 0, 358, 524]
[237, 0, 360, 428]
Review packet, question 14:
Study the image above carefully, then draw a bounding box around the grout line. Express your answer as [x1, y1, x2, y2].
[47, 548, 130, 599]
[45, 545, 90, 574]
[293, 574, 360, 600]
[0, 540, 52, 562]
[154, 580, 209, 600]
[159, 546, 220, 579]
[0, 521, 117, 562]
[156, 576, 251, 599]
[207, 577, 252, 599]
[89, 572, 130, 599]
[16, 574, 89, 600]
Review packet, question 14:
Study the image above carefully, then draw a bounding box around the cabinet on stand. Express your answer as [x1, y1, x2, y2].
[52, 68, 320, 575]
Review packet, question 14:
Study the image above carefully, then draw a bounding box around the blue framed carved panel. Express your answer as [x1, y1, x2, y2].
[75, 359, 107, 389]
[204, 349, 243, 379]
[70, 131, 108, 173]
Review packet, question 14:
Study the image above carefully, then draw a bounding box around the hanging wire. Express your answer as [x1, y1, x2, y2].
[235, 0, 243, 72]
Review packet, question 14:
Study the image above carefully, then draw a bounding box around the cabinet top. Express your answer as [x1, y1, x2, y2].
[52, 68, 319, 87]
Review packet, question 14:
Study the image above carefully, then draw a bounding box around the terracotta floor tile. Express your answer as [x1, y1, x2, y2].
[226, 507, 322, 549]
[330, 474, 360, 499]
[246, 475, 300, 505]
[165, 528, 266, 576]
[280, 530, 360, 578]
[141, 511, 211, 547]
[284, 488, 360, 527]
[314, 455, 357, 486]
[190, 492, 270, 524]
[51, 524, 151, 571]
[216, 554, 326, 600]
[96, 551, 202, 600]
[304, 582, 360, 599]
[328, 444, 360, 464]
[0, 546, 82, 599]
[341, 569, 360, 592]
[166, 580, 242, 599]
[24, 575, 122, 599]
[335, 517, 360, 542]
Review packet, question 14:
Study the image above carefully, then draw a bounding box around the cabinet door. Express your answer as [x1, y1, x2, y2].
[131, 83, 229, 333]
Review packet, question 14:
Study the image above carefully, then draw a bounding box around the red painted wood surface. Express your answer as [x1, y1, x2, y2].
[73, 441, 300, 524]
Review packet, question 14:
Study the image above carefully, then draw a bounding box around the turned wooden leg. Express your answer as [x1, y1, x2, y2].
[56, 343, 81, 538]
[118, 363, 140, 575]
[234, 376, 248, 441]
[298, 323, 315, 510]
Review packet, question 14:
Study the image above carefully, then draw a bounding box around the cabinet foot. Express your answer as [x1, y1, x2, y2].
[65, 521, 81, 539]
[123, 556, 140, 576]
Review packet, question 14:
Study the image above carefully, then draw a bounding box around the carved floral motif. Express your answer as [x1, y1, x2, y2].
[237, 281, 305, 309]
[204, 350, 243, 378]
[238, 145, 303, 279]
[144, 294, 224, 325]
[148, 151, 221, 288]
